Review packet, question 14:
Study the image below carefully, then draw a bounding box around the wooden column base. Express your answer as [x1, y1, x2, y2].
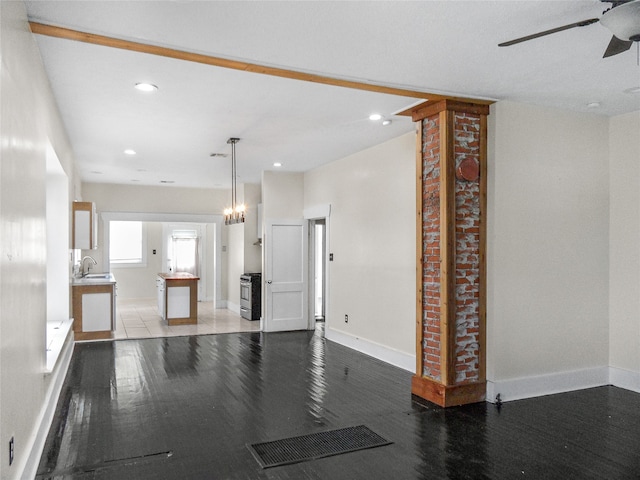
[411, 375, 486, 408]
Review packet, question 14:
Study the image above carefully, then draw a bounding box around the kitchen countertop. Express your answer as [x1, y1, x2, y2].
[72, 273, 117, 286]
[157, 272, 199, 281]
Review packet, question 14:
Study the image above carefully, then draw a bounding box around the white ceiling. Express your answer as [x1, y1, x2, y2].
[25, 0, 640, 189]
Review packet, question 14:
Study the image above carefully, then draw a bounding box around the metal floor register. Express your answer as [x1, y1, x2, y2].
[247, 425, 392, 468]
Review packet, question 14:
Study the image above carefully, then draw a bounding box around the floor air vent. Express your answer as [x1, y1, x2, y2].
[247, 425, 391, 468]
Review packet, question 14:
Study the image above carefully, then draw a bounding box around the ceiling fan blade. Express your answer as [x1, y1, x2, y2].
[499, 18, 599, 47]
[603, 35, 633, 57]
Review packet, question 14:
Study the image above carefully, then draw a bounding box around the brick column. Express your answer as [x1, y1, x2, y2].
[411, 100, 489, 407]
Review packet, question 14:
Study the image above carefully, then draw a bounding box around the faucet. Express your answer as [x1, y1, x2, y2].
[81, 256, 97, 277]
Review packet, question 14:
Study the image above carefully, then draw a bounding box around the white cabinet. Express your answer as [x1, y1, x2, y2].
[157, 273, 199, 325]
[72, 201, 97, 250]
[167, 286, 190, 318]
[157, 276, 166, 318]
[82, 292, 112, 332]
[72, 281, 115, 340]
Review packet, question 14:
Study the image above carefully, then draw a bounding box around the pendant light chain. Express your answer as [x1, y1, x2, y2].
[231, 140, 236, 211]
[224, 137, 245, 225]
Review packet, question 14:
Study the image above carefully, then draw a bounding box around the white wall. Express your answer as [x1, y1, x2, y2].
[84, 182, 262, 307]
[304, 132, 416, 370]
[82, 183, 230, 215]
[46, 149, 70, 322]
[225, 183, 263, 311]
[81, 182, 226, 276]
[227, 223, 244, 312]
[609, 111, 640, 390]
[260, 171, 304, 322]
[486, 101, 610, 401]
[83, 183, 228, 301]
[1, 3, 77, 478]
[243, 183, 262, 273]
[262, 171, 304, 220]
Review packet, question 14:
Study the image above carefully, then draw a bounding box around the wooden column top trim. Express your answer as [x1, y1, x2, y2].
[403, 99, 491, 121]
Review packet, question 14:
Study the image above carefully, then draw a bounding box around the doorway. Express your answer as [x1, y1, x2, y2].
[102, 212, 223, 306]
[263, 219, 309, 332]
[163, 223, 204, 301]
[312, 219, 326, 322]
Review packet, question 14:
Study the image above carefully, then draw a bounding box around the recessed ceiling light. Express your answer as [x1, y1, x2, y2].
[124, 149, 136, 155]
[131, 179, 140, 182]
[134, 83, 158, 92]
[382, 119, 392, 126]
[273, 162, 282, 167]
[369, 113, 382, 121]
[137, 169, 146, 172]
[210, 153, 228, 158]
[624, 86, 640, 94]
[586, 102, 601, 109]
[159, 180, 175, 184]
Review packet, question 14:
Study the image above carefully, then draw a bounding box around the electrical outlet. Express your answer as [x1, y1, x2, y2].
[344, 314, 348, 323]
[9, 436, 14, 466]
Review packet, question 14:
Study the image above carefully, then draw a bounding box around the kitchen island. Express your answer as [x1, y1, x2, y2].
[157, 272, 199, 325]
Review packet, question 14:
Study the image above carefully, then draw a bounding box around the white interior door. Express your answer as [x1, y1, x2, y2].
[264, 219, 308, 332]
[163, 223, 205, 301]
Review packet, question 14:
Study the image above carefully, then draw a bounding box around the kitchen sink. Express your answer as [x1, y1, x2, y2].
[83, 273, 111, 279]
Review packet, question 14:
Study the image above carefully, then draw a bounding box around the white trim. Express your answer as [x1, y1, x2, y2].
[101, 212, 220, 223]
[485, 366, 610, 404]
[45, 317, 73, 372]
[101, 212, 223, 308]
[303, 203, 331, 219]
[22, 332, 74, 480]
[303, 207, 331, 333]
[325, 327, 416, 373]
[307, 218, 329, 330]
[323, 218, 330, 333]
[609, 366, 640, 393]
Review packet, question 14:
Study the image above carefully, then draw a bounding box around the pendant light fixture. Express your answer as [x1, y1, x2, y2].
[224, 137, 245, 225]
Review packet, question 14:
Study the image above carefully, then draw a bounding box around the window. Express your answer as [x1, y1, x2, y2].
[110, 221, 146, 266]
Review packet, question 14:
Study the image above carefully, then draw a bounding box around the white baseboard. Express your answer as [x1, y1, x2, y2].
[227, 301, 240, 315]
[609, 366, 640, 393]
[324, 327, 415, 374]
[486, 366, 610, 404]
[22, 331, 74, 480]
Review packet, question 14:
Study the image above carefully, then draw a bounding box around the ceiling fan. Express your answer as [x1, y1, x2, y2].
[499, 0, 640, 58]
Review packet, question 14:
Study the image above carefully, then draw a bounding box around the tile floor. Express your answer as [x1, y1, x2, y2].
[106, 297, 261, 341]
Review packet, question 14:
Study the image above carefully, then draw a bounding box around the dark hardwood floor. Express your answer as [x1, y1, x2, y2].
[37, 327, 640, 479]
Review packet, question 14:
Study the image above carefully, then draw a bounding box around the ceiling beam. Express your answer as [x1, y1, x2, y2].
[29, 21, 493, 105]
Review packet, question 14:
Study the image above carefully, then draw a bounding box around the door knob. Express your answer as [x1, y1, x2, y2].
[267, 280, 272, 284]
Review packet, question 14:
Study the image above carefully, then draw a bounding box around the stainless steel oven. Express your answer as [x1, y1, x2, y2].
[240, 273, 261, 320]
